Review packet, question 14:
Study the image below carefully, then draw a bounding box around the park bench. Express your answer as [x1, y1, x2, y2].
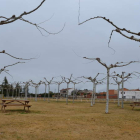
[1, 99, 32, 113]
[130, 102, 140, 110]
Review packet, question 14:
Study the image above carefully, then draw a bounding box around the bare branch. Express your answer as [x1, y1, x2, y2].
[0, 61, 25, 76]
[4, 62, 25, 69]
[78, 1, 140, 46]
[0, 0, 65, 36]
[82, 73, 105, 84]
[94, 73, 100, 79]
[20, 18, 66, 35]
[110, 82, 117, 85]
[0, 0, 46, 25]
[62, 74, 73, 84]
[0, 50, 35, 60]
[83, 57, 107, 68]
[29, 80, 42, 87]
[79, 16, 140, 37]
[84, 57, 139, 69]
[108, 30, 116, 54]
[115, 61, 139, 68]
[70, 78, 83, 85]
[53, 76, 64, 85]
[4, 70, 13, 78]
[37, 14, 54, 25]
[44, 77, 54, 85]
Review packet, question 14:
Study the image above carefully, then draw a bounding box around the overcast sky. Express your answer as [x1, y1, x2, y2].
[1, 0, 140, 93]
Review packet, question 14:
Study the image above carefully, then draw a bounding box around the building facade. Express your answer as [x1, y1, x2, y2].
[119, 90, 140, 99]
[60, 88, 74, 97]
[77, 89, 93, 98]
[97, 88, 140, 99]
[97, 90, 117, 99]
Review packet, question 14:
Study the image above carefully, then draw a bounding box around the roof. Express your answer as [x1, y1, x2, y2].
[120, 88, 140, 91]
[130, 89, 140, 91]
[60, 88, 72, 91]
[78, 90, 93, 94]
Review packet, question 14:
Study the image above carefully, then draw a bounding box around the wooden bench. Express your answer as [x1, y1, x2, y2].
[1, 99, 31, 113]
[130, 102, 140, 110]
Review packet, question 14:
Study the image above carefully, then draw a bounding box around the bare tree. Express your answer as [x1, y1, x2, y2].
[0, 0, 65, 36]
[112, 72, 134, 108]
[78, 0, 140, 47]
[82, 73, 105, 106]
[30, 80, 42, 101]
[16, 82, 21, 98]
[110, 77, 122, 106]
[110, 71, 131, 107]
[22, 81, 31, 100]
[11, 82, 17, 98]
[41, 81, 48, 101]
[83, 57, 138, 113]
[44, 77, 54, 103]
[53, 77, 64, 102]
[70, 80, 82, 103]
[62, 74, 73, 105]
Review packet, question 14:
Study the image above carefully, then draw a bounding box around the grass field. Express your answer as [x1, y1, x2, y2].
[0, 99, 140, 140]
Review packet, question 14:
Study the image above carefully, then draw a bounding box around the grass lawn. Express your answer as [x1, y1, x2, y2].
[0, 99, 140, 140]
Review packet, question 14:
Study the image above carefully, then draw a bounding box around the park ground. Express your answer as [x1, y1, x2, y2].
[0, 99, 140, 140]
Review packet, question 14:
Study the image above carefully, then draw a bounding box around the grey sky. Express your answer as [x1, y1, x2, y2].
[1, 0, 140, 93]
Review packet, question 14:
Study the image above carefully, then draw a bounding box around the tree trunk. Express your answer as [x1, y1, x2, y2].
[6, 88, 8, 98]
[66, 83, 69, 105]
[25, 85, 27, 100]
[57, 84, 60, 102]
[16, 88, 17, 99]
[73, 84, 75, 103]
[18, 88, 20, 98]
[121, 72, 124, 109]
[91, 82, 94, 106]
[93, 83, 96, 105]
[35, 87, 37, 101]
[48, 85, 50, 103]
[44, 84, 47, 101]
[12, 88, 14, 98]
[118, 83, 120, 106]
[105, 68, 110, 113]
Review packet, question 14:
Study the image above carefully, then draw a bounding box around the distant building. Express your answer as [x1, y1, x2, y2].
[119, 88, 140, 99]
[97, 88, 140, 99]
[77, 89, 93, 98]
[97, 89, 117, 99]
[60, 88, 74, 97]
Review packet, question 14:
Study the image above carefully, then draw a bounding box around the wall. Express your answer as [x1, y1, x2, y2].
[119, 91, 140, 99]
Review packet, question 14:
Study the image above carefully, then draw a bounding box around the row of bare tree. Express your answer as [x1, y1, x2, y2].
[9, 67, 138, 114]
[1, 1, 140, 115]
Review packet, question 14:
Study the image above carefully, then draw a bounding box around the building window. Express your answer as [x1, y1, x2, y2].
[132, 96, 135, 99]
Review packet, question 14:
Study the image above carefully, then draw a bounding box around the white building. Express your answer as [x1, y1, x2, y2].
[119, 91, 140, 99]
[60, 88, 74, 97]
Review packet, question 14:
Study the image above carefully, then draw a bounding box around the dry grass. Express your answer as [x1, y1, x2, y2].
[0, 99, 140, 140]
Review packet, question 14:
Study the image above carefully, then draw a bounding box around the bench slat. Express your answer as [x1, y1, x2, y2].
[3, 104, 31, 107]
